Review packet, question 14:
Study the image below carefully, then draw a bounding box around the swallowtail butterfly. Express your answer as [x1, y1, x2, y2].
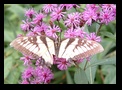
[10, 36, 104, 65]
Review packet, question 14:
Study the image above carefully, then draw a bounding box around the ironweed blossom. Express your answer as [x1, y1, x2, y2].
[25, 8, 35, 18]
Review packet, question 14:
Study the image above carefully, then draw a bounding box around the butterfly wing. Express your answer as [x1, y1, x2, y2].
[10, 36, 55, 64]
[58, 38, 104, 60]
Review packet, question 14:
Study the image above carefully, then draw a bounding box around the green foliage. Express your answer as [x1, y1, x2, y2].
[102, 65, 116, 84]
[4, 4, 116, 84]
[66, 70, 74, 84]
[74, 68, 88, 84]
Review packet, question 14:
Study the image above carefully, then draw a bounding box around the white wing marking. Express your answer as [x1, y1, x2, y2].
[46, 37, 55, 55]
[84, 44, 90, 50]
[29, 45, 36, 51]
[80, 46, 87, 52]
[60, 38, 79, 59]
[58, 39, 69, 57]
[25, 43, 33, 49]
[77, 47, 84, 53]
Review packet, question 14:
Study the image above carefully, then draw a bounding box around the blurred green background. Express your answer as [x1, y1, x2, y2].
[4, 4, 116, 84]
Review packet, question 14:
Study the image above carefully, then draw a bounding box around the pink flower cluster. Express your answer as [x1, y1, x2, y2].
[81, 4, 116, 25]
[19, 4, 116, 84]
[21, 66, 53, 84]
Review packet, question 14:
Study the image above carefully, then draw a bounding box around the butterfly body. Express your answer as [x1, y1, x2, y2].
[10, 35, 104, 65]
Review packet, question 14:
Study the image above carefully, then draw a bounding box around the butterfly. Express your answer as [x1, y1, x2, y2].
[10, 35, 104, 65]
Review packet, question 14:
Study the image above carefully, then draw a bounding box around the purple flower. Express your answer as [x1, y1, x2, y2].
[36, 23, 48, 32]
[21, 79, 29, 84]
[64, 12, 81, 28]
[25, 8, 35, 18]
[43, 4, 58, 13]
[34, 66, 42, 77]
[86, 32, 101, 42]
[46, 25, 61, 39]
[16, 34, 23, 38]
[35, 57, 46, 67]
[76, 58, 84, 63]
[112, 5, 116, 17]
[64, 27, 76, 38]
[26, 31, 38, 36]
[101, 4, 116, 11]
[59, 4, 80, 10]
[74, 27, 86, 38]
[29, 23, 48, 36]
[56, 58, 71, 70]
[35, 58, 42, 66]
[82, 9, 98, 26]
[20, 55, 33, 66]
[86, 4, 99, 11]
[99, 9, 115, 25]
[73, 58, 84, 65]
[22, 67, 34, 79]
[38, 67, 54, 84]
[21, 20, 31, 32]
[30, 77, 42, 84]
[50, 7, 66, 21]
[32, 13, 45, 25]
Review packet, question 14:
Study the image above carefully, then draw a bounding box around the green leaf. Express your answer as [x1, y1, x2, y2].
[109, 76, 116, 84]
[84, 24, 89, 34]
[85, 55, 98, 84]
[108, 22, 116, 34]
[87, 56, 116, 68]
[66, 70, 73, 84]
[100, 38, 116, 58]
[7, 4, 25, 20]
[4, 29, 15, 42]
[88, 22, 100, 33]
[54, 71, 65, 79]
[74, 68, 88, 84]
[4, 56, 13, 79]
[100, 31, 116, 41]
[6, 68, 21, 84]
[101, 65, 116, 84]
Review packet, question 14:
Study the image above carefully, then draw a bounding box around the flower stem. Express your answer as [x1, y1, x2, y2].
[84, 60, 88, 71]
[96, 23, 103, 35]
[57, 20, 62, 42]
[74, 62, 80, 68]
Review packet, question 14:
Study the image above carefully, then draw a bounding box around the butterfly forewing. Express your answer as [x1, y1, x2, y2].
[58, 38, 104, 60]
[10, 36, 55, 64]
